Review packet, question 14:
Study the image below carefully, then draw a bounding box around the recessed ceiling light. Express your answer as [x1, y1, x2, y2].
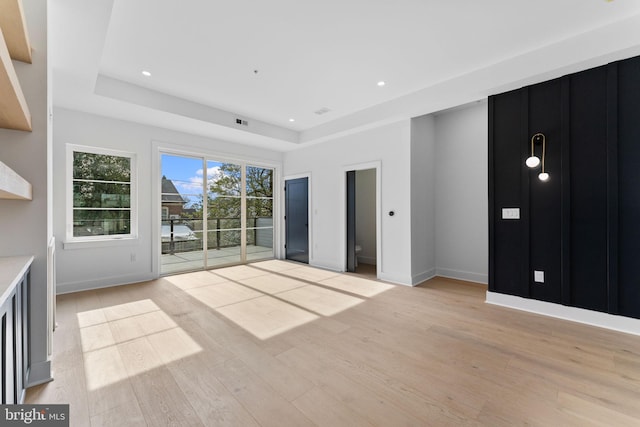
[377, 81, 386, 87]
[142, 70, 151, 77]
[289, 118, 295, 122]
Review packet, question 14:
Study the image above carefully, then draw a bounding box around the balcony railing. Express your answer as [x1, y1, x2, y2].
[162, 217, 273, 255]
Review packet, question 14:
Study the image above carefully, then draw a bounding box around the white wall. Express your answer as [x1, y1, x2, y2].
[355, 168, 376, 265]
[53, 99, 487, 294]
[283, 120, 413, 285]
[53, 108, 282, 293]
[434, 102, 488, 283]
[0, 0, 51, 385]
[410, 115, 436, 284]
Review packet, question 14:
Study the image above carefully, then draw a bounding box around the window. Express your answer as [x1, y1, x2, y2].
[68, 145, 136, 240]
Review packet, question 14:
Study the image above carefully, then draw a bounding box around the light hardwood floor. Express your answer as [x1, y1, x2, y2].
[27, 260, 640, 426]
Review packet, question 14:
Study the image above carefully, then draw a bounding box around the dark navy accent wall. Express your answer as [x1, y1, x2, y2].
[618, 56, 640, 319]
[527, 79, 563, 304]
[568, 66, 609, 313]
[489, 89, 528, 297]
[489, 55, 640, 320]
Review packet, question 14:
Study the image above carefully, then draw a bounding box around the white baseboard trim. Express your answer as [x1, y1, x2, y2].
[378, 271, 413, 286]
[57, 272, 157, 294]
[486, 291, 640, 337]
[412, 268, 436, 286]
[436, 268, 488, 284]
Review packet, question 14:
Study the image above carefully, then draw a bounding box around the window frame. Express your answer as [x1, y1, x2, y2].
[66, 144, 138, 243]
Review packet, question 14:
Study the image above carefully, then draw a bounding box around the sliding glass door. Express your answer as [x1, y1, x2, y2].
[246, 166, 274, 261]
[206, 161, 242, 267]
[160, 154, 274, 274]
[161, 155, 205, 274]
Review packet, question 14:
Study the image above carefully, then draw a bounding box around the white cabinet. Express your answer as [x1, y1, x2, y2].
[0, 256, 33, 404]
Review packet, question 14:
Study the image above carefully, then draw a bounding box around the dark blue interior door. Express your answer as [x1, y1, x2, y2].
[285, 177, 309, 263]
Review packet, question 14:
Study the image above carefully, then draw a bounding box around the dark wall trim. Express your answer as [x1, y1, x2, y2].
[606, 63, 619, 314]
[488, 96, 496, 292]
[560, 76, 571, 306]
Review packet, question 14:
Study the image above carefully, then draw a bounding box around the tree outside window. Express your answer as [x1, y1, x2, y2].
[71, 149, 135, 238]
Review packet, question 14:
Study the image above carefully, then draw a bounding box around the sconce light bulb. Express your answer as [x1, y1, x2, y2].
[526, 156, 541, 168]
[538, 172, 550, 182]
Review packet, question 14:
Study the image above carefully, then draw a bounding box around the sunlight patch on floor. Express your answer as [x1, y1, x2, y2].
[215, 295, 319, 340]
[76, 308, 108, 328]
[277, 285, 364, 316]
[280, 266, 342, 282]
[83, 346, 129, 391]
[163, 270, 229, 290]
[237, 274, 308, 294]
[159, 260, 395, 341]
[79, 299, 202, 391]
[185, 282, 262, 308]
[214, 264, 272, 281]
[109, 310, 177, 343]
[250, 259, 303, 272]
[102, 299, 159, 322]
[147, 328, 203, 365]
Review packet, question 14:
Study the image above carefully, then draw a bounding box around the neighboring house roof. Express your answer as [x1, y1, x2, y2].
[161, 176, 187, 204]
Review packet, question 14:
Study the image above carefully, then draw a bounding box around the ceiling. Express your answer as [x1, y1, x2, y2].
[50, 0, 640, 151]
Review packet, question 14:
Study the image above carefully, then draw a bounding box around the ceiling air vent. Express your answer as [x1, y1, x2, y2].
[235, 118, 249, 126]
[314, 107, 331, 115]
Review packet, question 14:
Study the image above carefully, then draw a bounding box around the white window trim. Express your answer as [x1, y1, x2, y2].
[66, 144, 138, 244]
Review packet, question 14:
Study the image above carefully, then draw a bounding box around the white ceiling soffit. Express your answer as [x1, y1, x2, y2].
[51, 0, 640, 151]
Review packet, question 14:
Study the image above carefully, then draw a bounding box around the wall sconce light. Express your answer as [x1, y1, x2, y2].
[526, 132, 549, 181]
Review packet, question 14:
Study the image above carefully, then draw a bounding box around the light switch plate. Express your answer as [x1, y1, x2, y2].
[534, 270, 544, 283]
[502, 208, 520, 220]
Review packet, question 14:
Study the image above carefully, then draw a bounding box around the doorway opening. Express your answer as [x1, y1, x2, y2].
[346, 168, 378, 278]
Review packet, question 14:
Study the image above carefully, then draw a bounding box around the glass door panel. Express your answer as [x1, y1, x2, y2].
[246, 166, 274, 261]
[160, 156, 276, 275]
[160, 154, 205, 274]
[206, 161, 242, 267]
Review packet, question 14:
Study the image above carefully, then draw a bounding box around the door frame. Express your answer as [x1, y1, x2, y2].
[151, 141, 281, 277]
[282, 172, 312, 264]
[341, 161, 382, 278]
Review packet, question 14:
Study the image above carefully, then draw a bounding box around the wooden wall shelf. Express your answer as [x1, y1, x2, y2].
[0, 0, 32, 63]
[0, 0, 32, 132]
[0, 160, 32, 200]
[0, 28, 31, 131]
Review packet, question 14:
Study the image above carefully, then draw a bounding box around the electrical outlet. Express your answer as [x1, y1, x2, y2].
[502, 208, 520, 220]
[534, 270, 544, 283]
[130, 253, 136, 262]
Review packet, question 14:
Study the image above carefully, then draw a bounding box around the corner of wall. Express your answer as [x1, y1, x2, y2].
[433, 102, 489, 285]
[409, 114, 437, 279]
[411, 268, 437, 286]
[436, 268, 488, 285]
